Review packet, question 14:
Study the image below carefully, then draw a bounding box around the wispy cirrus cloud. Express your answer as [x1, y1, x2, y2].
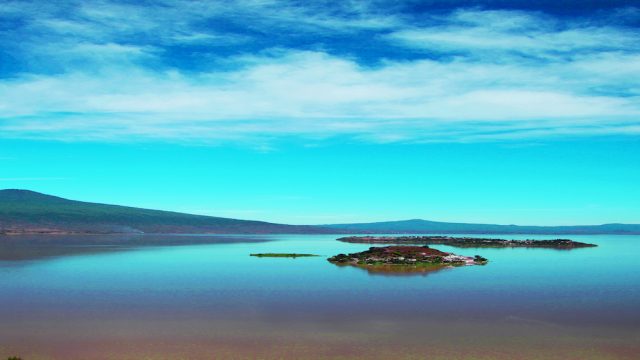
[0, 2, 638, 144]
[386, 9, 639, 62]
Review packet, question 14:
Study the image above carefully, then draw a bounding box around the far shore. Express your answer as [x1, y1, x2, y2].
[337, 236, 598, 248]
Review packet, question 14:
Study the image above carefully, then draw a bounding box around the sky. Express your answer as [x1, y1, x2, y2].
[1, 0, 639, 225]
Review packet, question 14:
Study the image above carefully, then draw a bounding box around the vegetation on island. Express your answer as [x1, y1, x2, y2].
[250, 253, 319, 258]
[328, 246, 488, 270]
[337, 236, 597, 249]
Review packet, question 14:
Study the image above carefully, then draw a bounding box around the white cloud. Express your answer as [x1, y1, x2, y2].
[387, 9, 638, 58]
[1, 49, 639, 143]
[1, 5, 639, 143]
[25, 0, 398, 48]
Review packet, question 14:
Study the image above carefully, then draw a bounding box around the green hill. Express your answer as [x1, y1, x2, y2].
[0, 189, 324, 234]
[2, 189, 638, 235]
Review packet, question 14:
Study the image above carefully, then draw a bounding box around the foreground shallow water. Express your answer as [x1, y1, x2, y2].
[1, 234, 639, 359]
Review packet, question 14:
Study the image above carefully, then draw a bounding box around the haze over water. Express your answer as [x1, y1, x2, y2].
[1, 234, 638, 359]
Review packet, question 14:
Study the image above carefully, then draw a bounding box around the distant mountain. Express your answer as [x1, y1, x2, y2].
[325, 219, 640, 235]
[2, 189, 638, 235]
[0, 189, 328, 234]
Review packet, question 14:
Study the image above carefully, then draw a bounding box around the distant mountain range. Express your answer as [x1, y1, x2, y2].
[1, 189, 639, 235]
[325, 219, 640, 235]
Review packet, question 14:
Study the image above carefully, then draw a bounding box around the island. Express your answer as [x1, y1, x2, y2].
[336, 236, 597, 248]
[328, 246, 488, 269]
[250, 253, 319, 258]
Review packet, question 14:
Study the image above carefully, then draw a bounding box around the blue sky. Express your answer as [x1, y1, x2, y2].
[1, 0, 639, 225]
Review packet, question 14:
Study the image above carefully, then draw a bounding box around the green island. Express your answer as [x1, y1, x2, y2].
[337, 236, 597, 248]
[250, 253, 319, 258]
[328, 246, 488, 271]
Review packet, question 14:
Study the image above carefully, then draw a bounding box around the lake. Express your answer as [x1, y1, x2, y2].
[1, 234, 639, 359]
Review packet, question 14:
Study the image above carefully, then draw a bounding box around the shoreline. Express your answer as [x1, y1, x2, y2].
[337, 236, 598, 248]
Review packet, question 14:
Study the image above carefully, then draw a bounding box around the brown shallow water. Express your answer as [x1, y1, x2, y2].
[2, 317, 639, 359]
[1, 234, 639, 359]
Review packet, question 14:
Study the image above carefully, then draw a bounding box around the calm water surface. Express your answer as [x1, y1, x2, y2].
[1, 234, 639, 359]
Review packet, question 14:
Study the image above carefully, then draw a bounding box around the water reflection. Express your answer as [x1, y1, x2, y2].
[0, 234, 272, 261]
[1, 234, 639, 359]
[331, 262, 456, 277]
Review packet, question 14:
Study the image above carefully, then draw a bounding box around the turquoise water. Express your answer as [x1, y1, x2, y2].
[1, 234, 639, 359]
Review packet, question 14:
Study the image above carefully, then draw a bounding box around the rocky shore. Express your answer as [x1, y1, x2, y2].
[328, 246, 488, 268]
[337, 236, 597, 248]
